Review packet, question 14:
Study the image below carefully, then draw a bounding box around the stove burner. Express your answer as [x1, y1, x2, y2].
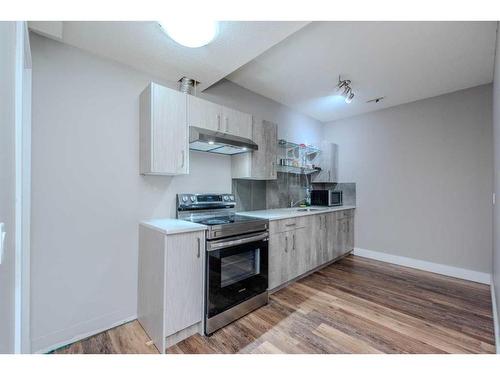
[176, 193, 268, 239]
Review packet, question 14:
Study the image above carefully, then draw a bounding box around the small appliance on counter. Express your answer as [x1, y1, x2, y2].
[176, 193, 269, 335]
[311, 190, 343, 207]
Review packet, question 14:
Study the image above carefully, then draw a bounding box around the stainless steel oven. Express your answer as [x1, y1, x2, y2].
[311, 189, 343, 206]
[206, 231, 268, 334]
[176, 193, 269, 335]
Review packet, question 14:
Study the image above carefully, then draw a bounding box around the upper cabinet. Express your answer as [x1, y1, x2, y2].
[221, 106, 253, 139]
[140, 82, 256, 176]
[312, 142, 338, 183]
[188, 95, 252, 139]
[187, 95, 221, 132]
[140, 83, 188, 175]
[231, 119, 278, 180]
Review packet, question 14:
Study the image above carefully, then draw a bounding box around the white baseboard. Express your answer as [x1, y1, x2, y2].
[491, 280, 500, 354]
[32, 310, 137, 354]
[353, 248, 491, 285]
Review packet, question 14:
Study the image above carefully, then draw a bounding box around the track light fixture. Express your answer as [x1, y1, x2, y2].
[336, 75, 355, 104]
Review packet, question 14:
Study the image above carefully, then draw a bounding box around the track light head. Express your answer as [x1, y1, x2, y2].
[336, 75, 355, 104]
[345, 92, 355, 104]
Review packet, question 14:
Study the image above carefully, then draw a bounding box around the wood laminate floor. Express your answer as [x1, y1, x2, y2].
[54, 255, 496, 354]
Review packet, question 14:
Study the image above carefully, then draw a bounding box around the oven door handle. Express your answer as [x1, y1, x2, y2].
[207, 232, 269, 252]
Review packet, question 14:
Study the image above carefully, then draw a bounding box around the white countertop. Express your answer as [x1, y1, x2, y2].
[140, 218, 207, 235]
[238, 205, 356, 221]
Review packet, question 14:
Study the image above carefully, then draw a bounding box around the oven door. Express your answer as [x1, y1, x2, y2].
[329, 191, 343, 206]
[206, 232, 268, 319]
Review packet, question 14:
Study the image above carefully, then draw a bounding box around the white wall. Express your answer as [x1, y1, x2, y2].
[29, 33, 322, 352]
[201, 79, 323, 145]
[324, 85, 493, 274]
[0, 21, 16, 354]
[492, 22, 500, 351]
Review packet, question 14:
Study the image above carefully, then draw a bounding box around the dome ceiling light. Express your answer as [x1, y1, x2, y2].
[336, 75, 355, 104]
[158, 20, 219, 48]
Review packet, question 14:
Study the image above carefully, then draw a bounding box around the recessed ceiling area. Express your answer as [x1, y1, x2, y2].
[30, 21, 309, 91]
[227, 21, 498, 122]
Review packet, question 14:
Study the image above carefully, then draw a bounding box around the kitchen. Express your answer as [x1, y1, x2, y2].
[1, 11, 500, 366]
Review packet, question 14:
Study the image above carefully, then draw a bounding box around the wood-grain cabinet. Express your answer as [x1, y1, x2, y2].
[268, 210, 354, 291]
[231, 119, 278, 180]
[140, 82, 189, 175]
[137, 226, 205, 353]
[312, 142, 339, 183]
[140, 82, 254, 176]
[187, 95, 253, 139]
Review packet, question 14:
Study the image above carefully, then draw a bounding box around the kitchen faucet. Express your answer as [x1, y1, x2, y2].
[290, 198, 307, 208]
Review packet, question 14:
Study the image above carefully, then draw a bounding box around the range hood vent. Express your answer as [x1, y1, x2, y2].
[189, 126, 258, 155]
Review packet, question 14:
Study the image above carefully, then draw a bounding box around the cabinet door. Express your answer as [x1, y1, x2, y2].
[292, 227, 311, 277]
[140, 83, 188, 175]
[164, 231, 204, 336]
[280, 231, 298, 285]
[333, 218, 345, 259]
[152, 84, 188, 174]
[270, 230, 303, 289]
[222, 106, 252, 139]
[263, 120, 278, 179]
[312, 142, 338, 183]
[311, 214, 328, 268]
[269, 231, 287, 290]
[346, 216, 354, 253]
[325, 213, 338, 262]
[188, 95, 222, 132]
[231, 119, 277, 180]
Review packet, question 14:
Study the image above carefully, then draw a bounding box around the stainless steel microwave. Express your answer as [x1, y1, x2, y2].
[311, 190, 343, 207]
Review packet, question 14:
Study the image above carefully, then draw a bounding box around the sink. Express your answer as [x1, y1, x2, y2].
[296, 208, 327, 212]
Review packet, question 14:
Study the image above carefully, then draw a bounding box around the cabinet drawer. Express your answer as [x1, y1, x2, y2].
[270, 216, 308, 234]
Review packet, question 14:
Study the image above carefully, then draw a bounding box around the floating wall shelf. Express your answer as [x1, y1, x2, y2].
[277, 140, 321, 175]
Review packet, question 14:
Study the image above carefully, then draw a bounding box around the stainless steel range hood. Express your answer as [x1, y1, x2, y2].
[189, 126, 258, 155]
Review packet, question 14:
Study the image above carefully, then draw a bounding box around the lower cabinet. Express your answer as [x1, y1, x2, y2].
[311, 214, 327, 268]
[138, 226, 205, 353]
[269, 229, 302, 290]
[268, 231, 287, 289]
[269, 209, 354, 291]
[335, 211, 355, 258]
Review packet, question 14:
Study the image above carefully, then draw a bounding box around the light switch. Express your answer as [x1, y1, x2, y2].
[0, 223, 5, 265]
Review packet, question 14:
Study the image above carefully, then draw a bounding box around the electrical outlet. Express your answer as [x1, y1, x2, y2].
[0, 223, 5, 265]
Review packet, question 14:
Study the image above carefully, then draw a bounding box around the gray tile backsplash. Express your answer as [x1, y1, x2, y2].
[266, 173, 312, 209]
[232, 179, 267, 211]
[232, 174, 356, 211]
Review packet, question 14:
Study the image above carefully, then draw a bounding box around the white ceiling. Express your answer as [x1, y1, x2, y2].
[227, 22, 498, 122]
[31, 21, 497, 123]
[45, 21, 309, 91]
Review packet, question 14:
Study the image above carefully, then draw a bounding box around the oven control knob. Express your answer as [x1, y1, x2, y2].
[190, 196, 196, 202]
[182, 196, 188, 202]
[230, 196, 235, 201]
[223, 196, 229, 201]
